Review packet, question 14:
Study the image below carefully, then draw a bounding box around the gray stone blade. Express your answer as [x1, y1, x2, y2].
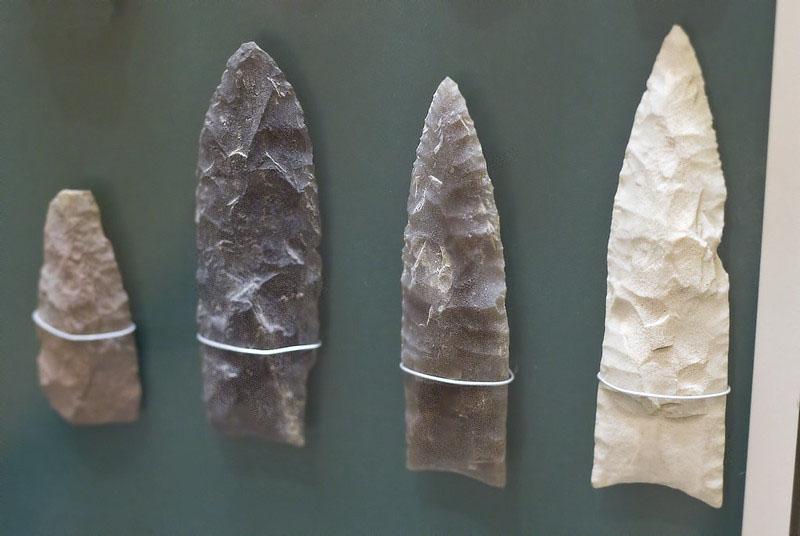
[401, 78, 510, 487]
[35, 190, 141, 424]
[196, 42, 321, 446]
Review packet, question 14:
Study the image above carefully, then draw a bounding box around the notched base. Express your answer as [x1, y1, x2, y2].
[591, 388, 725, 508]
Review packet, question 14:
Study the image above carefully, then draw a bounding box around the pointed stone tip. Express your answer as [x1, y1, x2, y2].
[430, 77, 466, 113]
[652, 23, 700, 76]
[668, 24, 688, 38]
[665, 24, 689, 42]
[228, 41, 274, 67]
[237, 41, 264, 55]
[661, 24, 692, 54]
[436, 77, 460, 97]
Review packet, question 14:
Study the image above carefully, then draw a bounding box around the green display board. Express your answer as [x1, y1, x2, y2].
[1, 2, 774, 534]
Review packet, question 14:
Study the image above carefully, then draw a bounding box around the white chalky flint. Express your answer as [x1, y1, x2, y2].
[35, 190, 142, 424]
[591, 25, 730, 508]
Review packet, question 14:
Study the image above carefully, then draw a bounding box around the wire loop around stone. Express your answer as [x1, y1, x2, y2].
[399, 362, 514, 386]
[196, 333, 321, 356]
[32, 310, 136, 342]
[596, 372, 730, 400]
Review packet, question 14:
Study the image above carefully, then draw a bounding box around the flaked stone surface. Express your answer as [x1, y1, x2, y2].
[196, 42, 321, 446]
[35, 190, 141, 424]
[591, 26, 729, 507]
[401, 78, 510, 487]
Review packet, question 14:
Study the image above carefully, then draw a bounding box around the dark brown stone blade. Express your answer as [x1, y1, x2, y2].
[35, 190, 141, 424]
[195, 42, 321, 446]
[401, 78, 510, 487]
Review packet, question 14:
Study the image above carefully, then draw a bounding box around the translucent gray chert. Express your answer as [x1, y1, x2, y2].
[401, 78, 510, 487]
[196, 42, 321, 446]
[35, 190, 141, 424]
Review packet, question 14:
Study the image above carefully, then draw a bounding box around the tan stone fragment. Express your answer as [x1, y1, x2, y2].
[35, 190, 141, 424]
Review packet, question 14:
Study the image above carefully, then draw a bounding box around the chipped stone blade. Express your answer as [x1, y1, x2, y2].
[35, 190, 142, 424]
[195, 43, 321, 446]
[401, 78, 510, 487]
[591, 26, 729, 507]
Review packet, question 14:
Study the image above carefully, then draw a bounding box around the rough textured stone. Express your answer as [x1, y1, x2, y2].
[591, 26, 729, 507]
[196, 42, 321, 446]
[401, 78, 510, 487]
[35, 190, 141, 424]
